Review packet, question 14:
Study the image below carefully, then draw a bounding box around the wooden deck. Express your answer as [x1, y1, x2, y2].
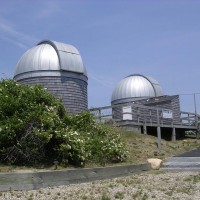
[89, 102, 199, 145]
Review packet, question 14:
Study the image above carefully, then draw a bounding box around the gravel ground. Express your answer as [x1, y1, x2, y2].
[1, 171, 200, 200]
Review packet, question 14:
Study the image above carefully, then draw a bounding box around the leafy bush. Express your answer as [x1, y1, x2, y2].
[46, 112, 127, 167]
[0, 79, 66, 165]
[0, 79, 127, 166]
[62, 112, 127, 165]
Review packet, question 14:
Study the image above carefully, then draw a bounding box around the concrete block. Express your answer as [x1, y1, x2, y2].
[0, 163, 150, 191]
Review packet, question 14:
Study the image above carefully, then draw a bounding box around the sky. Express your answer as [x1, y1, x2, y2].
[0, 0, 200, 113]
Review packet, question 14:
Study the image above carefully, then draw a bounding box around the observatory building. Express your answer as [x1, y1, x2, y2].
[111, 74, 181, 128]
[14, 40, 88, 113]
[89, 73, 197, 139]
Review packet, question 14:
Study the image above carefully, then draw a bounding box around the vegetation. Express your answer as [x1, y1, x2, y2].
[0, 79, 199, 170]
[0, 79, 126, 167]
[122, 130, 200, 164]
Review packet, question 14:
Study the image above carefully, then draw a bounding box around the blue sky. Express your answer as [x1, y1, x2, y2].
[0, 0, 200, 112]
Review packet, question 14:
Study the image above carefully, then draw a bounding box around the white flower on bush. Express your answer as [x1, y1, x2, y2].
[18, 119, 23, 123]
[71, 131, 79, 136]
[81, 156, 85, 161]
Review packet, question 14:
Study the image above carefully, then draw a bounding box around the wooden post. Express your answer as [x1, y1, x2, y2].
[171, 127, 176, 142]
[194, 93, 198, 127]
[98, 109, 101, 122]
[188, 113, 190, 125]
[143, 119, 147, 135]
[157, 107, 161, 150]
[194, 94, 199, 139]
[197, 124, 200, 140]
[157, 127, 161, 150]
[143, 126, 147, 134]
[150, 110, 152, 126]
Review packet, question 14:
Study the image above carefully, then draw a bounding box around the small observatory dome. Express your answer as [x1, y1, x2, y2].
[14, 40, 88, 113]
[111, 74, 164, 105]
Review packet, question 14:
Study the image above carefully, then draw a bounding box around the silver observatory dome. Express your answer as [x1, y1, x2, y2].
[111, 74, 164, 104]
[14, 40, 88, 113]
[14, 40, 87, 79]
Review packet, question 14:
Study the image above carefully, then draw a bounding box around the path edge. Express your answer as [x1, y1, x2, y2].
[0, 163, 150, 191]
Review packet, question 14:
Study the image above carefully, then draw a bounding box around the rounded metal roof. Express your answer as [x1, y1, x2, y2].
[111, 74, 164, 102]
[14, 40, 87, 79]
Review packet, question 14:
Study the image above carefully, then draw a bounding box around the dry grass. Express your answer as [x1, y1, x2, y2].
[121, 130, 200, 164]
[77, 130, 200, 168]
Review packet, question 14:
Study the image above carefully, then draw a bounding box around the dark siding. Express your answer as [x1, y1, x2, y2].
[111, 95, 181, 125]
[18, 76, 88, 114]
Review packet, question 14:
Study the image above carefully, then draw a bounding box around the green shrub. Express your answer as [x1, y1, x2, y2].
[0, 79, 66, 165]
[0, 79, 127, 166]
[62, 112, 127, 165]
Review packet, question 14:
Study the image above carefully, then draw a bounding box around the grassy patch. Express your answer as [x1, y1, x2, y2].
[101, 192, 111, 200]
[184, 173, 200, 184]
[114, 191, 125, 199]
[176, 186, 192, 194]
[120, 130, 200, 164]
[132, 189, 144, 199]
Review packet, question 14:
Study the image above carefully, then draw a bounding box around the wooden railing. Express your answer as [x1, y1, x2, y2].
[89, 102, 198, 128]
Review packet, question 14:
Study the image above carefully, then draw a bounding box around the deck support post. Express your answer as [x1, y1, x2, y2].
[143, 118, 147, 134]
[156, 107, 161, 150]
[172, 127, 176, 142]
[157, 126, 161, 150]
[143, 125, 147, 134]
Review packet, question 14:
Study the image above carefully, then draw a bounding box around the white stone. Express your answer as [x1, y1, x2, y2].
[147, 158, 163, 170]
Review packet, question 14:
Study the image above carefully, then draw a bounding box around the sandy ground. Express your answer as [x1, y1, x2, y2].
[1, 171, 200, 200]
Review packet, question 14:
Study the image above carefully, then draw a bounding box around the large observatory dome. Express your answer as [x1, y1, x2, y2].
[111, 74, 164, 104]
[14, 40, 88, 113]
[14, 40, 87, 79]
